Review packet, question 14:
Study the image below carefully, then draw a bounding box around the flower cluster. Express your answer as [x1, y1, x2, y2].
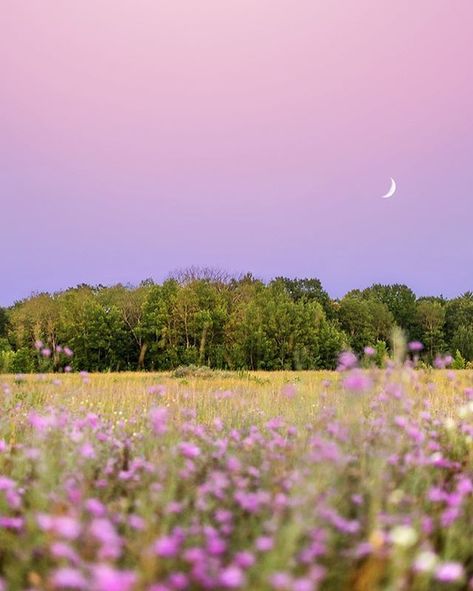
[0, 355, 472, 589]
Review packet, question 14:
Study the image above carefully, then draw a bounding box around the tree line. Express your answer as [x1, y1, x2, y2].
[1, 269, 472, 373]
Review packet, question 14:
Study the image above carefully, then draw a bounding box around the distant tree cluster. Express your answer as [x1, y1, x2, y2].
[1, 269, 472, 372]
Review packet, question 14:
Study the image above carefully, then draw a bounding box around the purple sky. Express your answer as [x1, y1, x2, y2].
[1, 1, 472, 306]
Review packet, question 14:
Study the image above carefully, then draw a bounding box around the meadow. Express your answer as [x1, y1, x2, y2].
[1, 361, 473, 590]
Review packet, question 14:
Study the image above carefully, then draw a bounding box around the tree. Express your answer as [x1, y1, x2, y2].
[415, 299, 446, 359]
[362, 284, 417, 337]
[57, 286, 130, 371]
[337, 296, 376, 354]
[452, 350, 466, 370]
[0, 307, 8, 338]
[451, 325, 473, 362]
[270, 277, 331, 315]
[98, 284, 151, 369]
[445, 293, 473, 352]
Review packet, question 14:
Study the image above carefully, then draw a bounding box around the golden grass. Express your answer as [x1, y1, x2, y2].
[2, 369, 471, 428]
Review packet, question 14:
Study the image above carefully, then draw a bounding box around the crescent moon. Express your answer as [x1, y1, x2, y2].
[381, 177, 396, 199]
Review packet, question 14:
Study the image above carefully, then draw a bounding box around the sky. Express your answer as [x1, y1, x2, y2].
[1, 1, 472, 306]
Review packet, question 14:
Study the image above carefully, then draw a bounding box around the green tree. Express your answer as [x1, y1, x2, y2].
[415, 299, 446, 359]
[0, 307, 8, 338]
[270, 277, 331, 315]
[362, 284, 417, 337]
[451, 325, 473, 362]
[337, 296, 375, 354]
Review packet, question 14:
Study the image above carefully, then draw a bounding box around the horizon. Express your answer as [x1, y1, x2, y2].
[1, 269, 470, 308]
[2, 1, 472, 305]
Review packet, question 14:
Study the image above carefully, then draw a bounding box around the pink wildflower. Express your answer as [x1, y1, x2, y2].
[52, 567, 87, 589]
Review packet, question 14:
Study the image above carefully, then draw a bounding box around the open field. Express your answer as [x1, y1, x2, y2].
[1, 367, 473, 590]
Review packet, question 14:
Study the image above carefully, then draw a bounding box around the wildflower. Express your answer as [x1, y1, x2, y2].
[167, 572, 188, 590]
[91, 564, 136, 591]
[50, 542, 81, 564]
[364, 346, 375, 356]
[85, 498, 106, 517]
[292, 578, 315, 591]
[389, 525, 418, 548]
[154, 535, 181, 558]
[0, 476, 16, 490]
[234, 551, 255, 568]
[148, 384, 166, 396]
[37, 514, 81, 540]
[80, 442, 96, 459]
[343, 370, 372, 392]
[435, 562, 464, 583]
[89, 518, 122, 558]
[255, 536, 274, 552]
[337, 351, 357, 371]
[0, 516, 24, 530]
[149, 407, 169, 435]
[408, 341, 424, 352]
[281, 384, 297, 398]
[207, 536, 227, 555]
[220, 566, 246, 588]
[414, 551, 438, 573]
[178, 441, 201, 459]
[269, 572, 292, 590]
[51, 567, 87, 589]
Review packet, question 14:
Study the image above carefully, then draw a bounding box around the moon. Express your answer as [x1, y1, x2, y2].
[381, 177, 396, 199]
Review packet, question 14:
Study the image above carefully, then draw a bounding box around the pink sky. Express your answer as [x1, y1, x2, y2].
[1, 1, 472, 304]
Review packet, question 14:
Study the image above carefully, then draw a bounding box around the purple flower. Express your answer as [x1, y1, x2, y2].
[52, 567, 87, 589]
[89, 518, 122, 558]
[80, 442, 96, 459]
[269, 572, 292, 590]
[50, 542, 81, 564]
[91, 565, 136, 591]
[85, 498, 106, 517]
[292, 578, 315, 591]
[337, 351, 358, 371]
[37, 514, 81, 540]
[435, 562, 464, 583]
[167, 572, 188, 590]
[343, 370, 372, 392]
[364, 346, 375, 357]
[148, 384, 166, 396]
[178, 442, 201, 459]
[255, 536, 274, 552]
[408, 341, 424, 352]
[234, 551, 255, 568]
[220, 566, 246, 588]
[154, 535, 181, 558]
[0, 516, 24, 530]
[149, 407, 169, 435]
[281, 384, 297, 398]
[0, 476, 16, 490]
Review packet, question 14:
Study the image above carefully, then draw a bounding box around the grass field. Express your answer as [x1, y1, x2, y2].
[1, 366, 473, 590]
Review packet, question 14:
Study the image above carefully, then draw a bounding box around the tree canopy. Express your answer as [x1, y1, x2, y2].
[1, 273, 471, 372]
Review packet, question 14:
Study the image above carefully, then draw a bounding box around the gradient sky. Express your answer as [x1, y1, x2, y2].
[1, 1, 472, 306]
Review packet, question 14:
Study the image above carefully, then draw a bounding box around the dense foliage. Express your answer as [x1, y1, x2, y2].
[1, 270, 472, 372]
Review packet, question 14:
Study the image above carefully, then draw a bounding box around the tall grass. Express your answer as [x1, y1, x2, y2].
[0, 366, 472, 590]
